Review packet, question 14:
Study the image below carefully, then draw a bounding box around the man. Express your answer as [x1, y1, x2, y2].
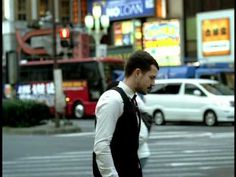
[93, 50, 159, 177]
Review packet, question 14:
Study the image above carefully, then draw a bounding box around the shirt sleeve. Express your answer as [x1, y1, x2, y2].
[94, 90, 123, 177]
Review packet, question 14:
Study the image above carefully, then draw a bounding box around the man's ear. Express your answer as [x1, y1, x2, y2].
[135, 68, 142, 77]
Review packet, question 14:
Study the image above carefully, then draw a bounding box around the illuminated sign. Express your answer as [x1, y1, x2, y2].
[114, 21, 134, 46]
[196, 9, 234, 64]
[16, 81, 87, 106]
[202, 18, 230, 56]
[113, 20, 141, 49]
[16, 82, 55, 106]
[88, 0, 155, 21]
[143, 19, 181, 66]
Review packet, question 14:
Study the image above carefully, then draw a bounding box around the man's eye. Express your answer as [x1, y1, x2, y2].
[150, 76, 155, 80]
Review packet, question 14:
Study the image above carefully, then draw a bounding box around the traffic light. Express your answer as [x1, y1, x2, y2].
[60, 28, 70, 47]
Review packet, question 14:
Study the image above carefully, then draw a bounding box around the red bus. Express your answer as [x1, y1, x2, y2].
[16, 57, 124, 118]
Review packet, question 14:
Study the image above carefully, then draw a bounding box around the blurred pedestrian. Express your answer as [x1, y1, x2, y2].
[93, 50, 159, 177]
[136, 95, 153, 168]
[138, 117, 151, 168]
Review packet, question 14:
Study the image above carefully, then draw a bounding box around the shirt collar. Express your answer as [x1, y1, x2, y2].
[118, 81, 136, 99]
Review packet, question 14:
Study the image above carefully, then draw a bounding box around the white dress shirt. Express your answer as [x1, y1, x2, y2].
[94, 81, 136, 177]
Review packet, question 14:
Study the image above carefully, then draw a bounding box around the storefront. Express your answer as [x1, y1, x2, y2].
[87, 0, 162, 60]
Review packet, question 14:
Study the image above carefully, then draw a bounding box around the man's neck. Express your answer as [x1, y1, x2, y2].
[123, 78, 136, 93]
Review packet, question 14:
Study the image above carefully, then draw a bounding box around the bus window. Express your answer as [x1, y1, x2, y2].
[20, 65, 53, 82]
[61, 63, 82, 80]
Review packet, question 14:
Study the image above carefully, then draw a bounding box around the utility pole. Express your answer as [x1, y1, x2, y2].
[52, 0, 60, 128]
[52, 0, 57, 67]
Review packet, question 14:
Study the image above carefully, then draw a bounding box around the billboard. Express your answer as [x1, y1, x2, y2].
[202, 18, 230, 57]
[197, 9, 234, 64]
[113, 20, 134, 46]
[143, 19, 181, 66]
[113, 20, 142, 50]
[87, 0, 155, 21]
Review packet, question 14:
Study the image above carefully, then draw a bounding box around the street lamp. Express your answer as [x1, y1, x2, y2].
[85, 4, 110, 57]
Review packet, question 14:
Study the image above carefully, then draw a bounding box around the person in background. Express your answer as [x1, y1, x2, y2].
[136, 95, 152, 168]
[93, 50, 159, 177]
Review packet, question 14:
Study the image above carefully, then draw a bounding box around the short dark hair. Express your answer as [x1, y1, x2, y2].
[124, 50, 159, 77]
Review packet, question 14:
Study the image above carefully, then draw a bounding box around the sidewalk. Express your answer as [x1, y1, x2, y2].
[2, 120, 82, 135]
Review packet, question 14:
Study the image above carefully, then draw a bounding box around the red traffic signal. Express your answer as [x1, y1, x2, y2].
[59, 28, 70, 39]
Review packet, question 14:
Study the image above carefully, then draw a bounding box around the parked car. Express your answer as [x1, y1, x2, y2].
[144, 79, 234, 126]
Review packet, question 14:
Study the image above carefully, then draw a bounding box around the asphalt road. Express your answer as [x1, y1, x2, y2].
[3, 120, 234, 177]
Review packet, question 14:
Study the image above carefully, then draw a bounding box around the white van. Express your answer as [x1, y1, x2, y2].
[144, 79, 234, 126]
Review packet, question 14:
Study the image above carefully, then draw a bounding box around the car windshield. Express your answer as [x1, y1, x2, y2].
[201, 83, 234, 95]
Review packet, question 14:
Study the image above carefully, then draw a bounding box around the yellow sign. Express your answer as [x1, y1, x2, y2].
[143, 20, 181, 66]
[63, 81, 87, 88]
[202, 18, 230, 56]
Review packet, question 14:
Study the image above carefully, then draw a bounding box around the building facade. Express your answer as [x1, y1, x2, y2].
[2, 0, 234, 85]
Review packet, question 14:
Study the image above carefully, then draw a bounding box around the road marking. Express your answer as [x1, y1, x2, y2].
[170, 160, 234, 167]
[149, 132, 213, 139]
[53, 132, 94, 137]
[209, 132, 234, 138]
[52, 131, 234, 140]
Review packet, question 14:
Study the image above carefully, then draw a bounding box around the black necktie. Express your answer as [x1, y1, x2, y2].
[131, 94, 141, 128]
[131, 94, 138, 108]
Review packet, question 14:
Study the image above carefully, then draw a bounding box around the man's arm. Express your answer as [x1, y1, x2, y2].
[94, 90, 123, 176]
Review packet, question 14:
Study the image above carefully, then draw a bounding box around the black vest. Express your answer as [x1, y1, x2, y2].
[93, 87, 142, 177]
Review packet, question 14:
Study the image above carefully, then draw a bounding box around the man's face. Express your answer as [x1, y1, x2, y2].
[136, 65, 158, 94]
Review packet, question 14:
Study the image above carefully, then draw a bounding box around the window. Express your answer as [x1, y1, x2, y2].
[201, 83, 234, 95]
[61, 63, 82, 81]
[150, 83, 181, 94]
[16, 0, 27, 20]
[39, 0, 50, 18]
[20, 65, 53, 82]
[184, 83, 205, 96]
[60, 0, 70, 23]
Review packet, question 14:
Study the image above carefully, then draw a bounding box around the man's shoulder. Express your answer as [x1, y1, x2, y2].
[100, 88, 123, 101]
[96, 88, 124, 110]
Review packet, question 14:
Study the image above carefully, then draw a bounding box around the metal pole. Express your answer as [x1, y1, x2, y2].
[52, 0, 57, 67]
[95, 34, 100, 57]
[94, 17, 101, 57]
[52, 0, 60, 127]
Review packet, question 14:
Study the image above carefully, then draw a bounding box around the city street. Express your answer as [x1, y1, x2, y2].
[3, 119, 234, 177]
[2, 1, 235, 177]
